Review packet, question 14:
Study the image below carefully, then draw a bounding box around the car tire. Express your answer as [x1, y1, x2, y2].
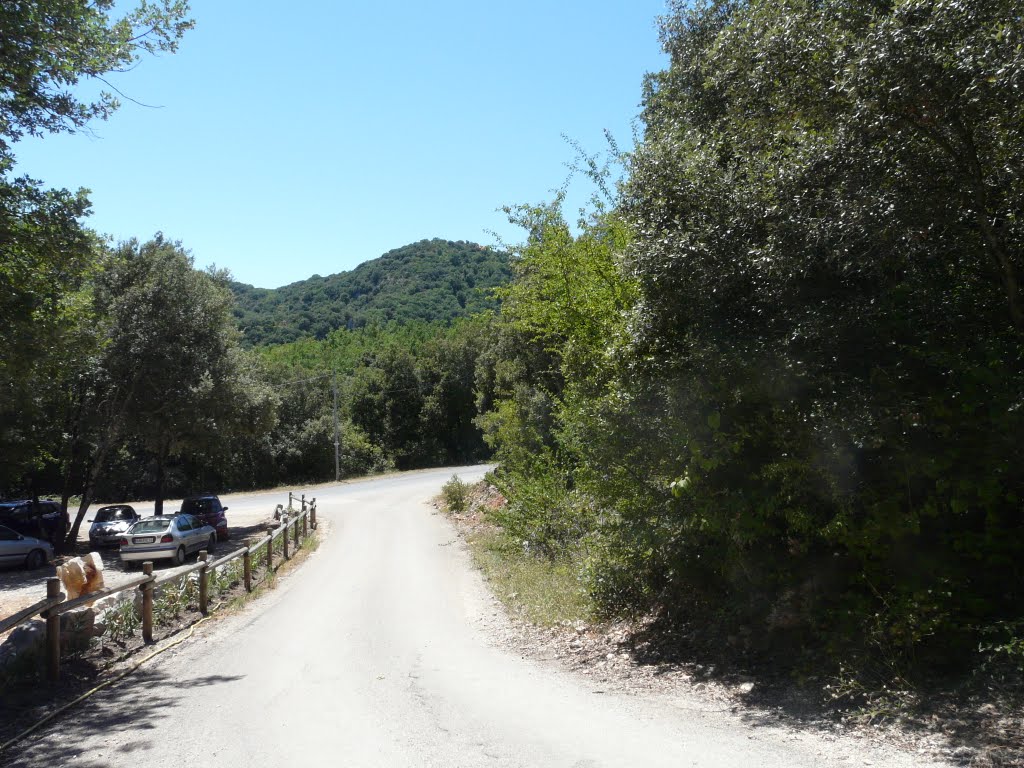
[207, 535, 216, 554]
[172, 545, 186, 566]
[25, 549, 46, 570]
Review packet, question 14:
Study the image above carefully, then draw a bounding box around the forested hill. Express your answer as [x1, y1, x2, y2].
[230, 239, 511, 346]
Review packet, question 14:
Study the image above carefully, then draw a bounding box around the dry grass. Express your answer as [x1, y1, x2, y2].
[439, 480, 592, 628]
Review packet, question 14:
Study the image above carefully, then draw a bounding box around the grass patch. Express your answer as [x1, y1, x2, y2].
[466, 527, 591, 627]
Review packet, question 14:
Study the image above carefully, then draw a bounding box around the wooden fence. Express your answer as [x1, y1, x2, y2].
[0, 495, 318, 682]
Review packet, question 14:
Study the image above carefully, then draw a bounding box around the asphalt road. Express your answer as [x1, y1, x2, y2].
[3, 467, 944, 768]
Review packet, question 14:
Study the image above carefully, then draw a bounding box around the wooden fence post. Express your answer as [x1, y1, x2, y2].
[311, 501, 317, 530]
[266, 531, 273, 571]
[198, 551, 209, 615]
[243, 548, 252, 592]
[282, 521, 290, 560]
[141, 562, 154, 643]
[293, 516, 300, 550]
[302, 510, 308, 538]
[45, 577, 62, 683]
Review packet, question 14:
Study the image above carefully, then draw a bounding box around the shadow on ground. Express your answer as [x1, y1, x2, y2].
[619, 618, 1023, 767]
[0, 667, 245, 767]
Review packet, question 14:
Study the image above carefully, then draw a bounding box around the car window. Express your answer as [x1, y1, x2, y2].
[0, 525, 20, 541]
[131, 519, 171, 534]
[176, 516, 192, 531]
[182, 499, 213, 515]
[97, 507, 135, 522]
[5, 505, 31, 521]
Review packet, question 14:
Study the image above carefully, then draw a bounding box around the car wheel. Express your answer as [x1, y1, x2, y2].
[207, 535, 216, 554]
[25, 549, 46, 570]
[172, 545, 186, 566]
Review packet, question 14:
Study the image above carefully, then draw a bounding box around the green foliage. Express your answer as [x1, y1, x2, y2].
[0, 0, 192, 154]
[154, 577, 198, 624]
[0, 174, 100, 494]
[486, 0, 1024, 677]
[608, 0, 1024, 665]
[441, 475, 470, 514]
[58, 235, 278, 534]
[210, 559, 243, 596]
[978, 621, 1024, 677]
[0, 0, 193, 514]
[225, 317, 493, 488]
[230, 239, 511, 346]
[104, 598, 141, 644]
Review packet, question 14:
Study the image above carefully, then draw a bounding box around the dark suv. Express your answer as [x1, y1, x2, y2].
[0, 499, 68, 545]
[177, 495, 229, 541]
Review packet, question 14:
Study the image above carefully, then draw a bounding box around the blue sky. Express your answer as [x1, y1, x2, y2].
[15, 1, 669, 288]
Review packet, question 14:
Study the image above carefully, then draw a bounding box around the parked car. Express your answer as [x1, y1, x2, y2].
[88, 505, 140, 548]
[177, 494, 229, 541]
[119, 514, 216, 567]
[0, 499, 68, 545]
[0, 524, 54, 570]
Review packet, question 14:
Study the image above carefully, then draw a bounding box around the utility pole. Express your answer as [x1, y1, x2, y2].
[332, 368, 341, 482]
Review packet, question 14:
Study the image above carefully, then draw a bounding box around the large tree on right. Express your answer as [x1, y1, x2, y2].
[611, 0, 1024, 665]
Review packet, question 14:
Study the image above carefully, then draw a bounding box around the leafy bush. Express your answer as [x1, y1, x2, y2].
[105, 598, 141, 643]
[441, 475, 470, 514]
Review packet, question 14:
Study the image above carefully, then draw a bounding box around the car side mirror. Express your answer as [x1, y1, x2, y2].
[87, 519, 93, 523]
[222, 506, 229, 512]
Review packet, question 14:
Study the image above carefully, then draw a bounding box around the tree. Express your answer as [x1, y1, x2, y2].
[610, 0, 1024, 662]
[1, 0, 193, 518]
[0, 0, 193, 157]
[63, 235, 271, 544]
[0, 176, 99, 494]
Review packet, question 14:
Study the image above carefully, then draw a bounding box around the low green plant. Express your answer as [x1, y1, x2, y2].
[979, 621, 1024, 676]
[153, 576, 198, 625]
[210, 558, 243, 596]
[441, 474, 471, 513]
[105, 598, 141, 643]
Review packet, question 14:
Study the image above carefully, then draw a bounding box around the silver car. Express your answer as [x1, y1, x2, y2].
[119, 514, 216, 567]
[88, 504, 140, 548]
[0, 524, 54, 569]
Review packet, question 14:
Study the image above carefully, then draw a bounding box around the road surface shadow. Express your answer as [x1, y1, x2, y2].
[1, 669, 245, 767]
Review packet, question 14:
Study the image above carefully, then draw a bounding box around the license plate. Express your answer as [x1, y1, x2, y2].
[134, 537, 155, 544]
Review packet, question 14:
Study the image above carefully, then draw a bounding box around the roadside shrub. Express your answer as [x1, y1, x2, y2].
[441, 474, 470, 514]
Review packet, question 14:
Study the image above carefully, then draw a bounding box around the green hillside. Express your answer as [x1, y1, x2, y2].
[230, 239, 511, 346]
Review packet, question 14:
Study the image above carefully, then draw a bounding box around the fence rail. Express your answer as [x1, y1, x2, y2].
[0, 495, 317, 682]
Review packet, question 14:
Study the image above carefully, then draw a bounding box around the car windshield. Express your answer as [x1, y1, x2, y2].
[96, 507, 134, 522]
[130, 519, 171, 534]
[181, 499, 213, 514]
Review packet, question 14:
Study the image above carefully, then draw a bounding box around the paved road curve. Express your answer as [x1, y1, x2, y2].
[4, 467, 944, 768]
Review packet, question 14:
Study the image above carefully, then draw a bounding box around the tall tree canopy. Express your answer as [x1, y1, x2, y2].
[0, 0, 193, 156]
[486, 0, 1024, 674]
[1, 0, 193, 497]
